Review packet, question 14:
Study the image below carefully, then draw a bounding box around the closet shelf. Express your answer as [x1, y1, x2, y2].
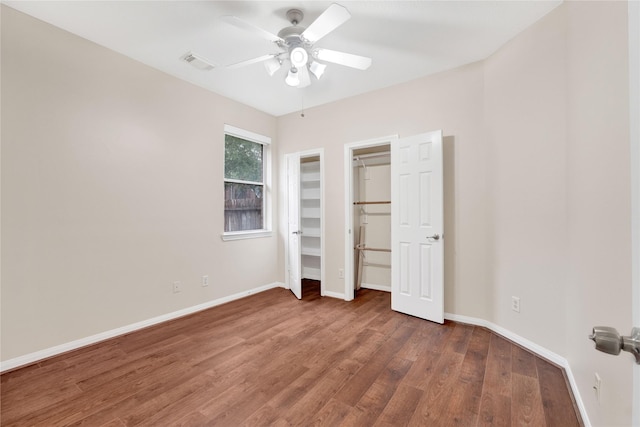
[301, 173, 320, 182]
[302, 188, 321, 199]
[353, 201, 391, 205]
[302, 247, 321, 256]
[301, 211, 321, 219]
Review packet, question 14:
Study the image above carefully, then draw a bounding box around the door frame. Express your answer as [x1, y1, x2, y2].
[284, 148, 326, 296]
[344, 135, 398, 301]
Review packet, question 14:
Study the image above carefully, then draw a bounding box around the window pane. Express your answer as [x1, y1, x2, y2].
[224, 182, 264, 232]
[224, 135, 263, 183]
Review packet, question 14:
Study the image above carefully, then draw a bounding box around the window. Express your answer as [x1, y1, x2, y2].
[222, 124, 271, 240]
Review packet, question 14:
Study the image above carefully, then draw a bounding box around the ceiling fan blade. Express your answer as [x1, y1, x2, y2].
[298, 65, 311, 88]
[226, 54, 277, 70]
[221, 15, 284, 43]
[301, 3, 351, 44]
[314, 48, 372, 70]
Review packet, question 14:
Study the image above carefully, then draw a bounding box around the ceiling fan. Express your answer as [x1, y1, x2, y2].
[221, 3, 372, 88]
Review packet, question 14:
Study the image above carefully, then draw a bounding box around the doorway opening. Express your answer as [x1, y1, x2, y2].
[344, 136, 396, 301]
[344, 131, 445, 323]
[300, 155, 322, 292]
[352, 147, 392, 298]
[286, 149, 325, 300]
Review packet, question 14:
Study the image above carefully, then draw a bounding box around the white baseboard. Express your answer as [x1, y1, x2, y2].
[0, 282, 286, 373]
[444, 312, 590, 427]
[323, 290, 346, 299]
[360, 283, 391, 292]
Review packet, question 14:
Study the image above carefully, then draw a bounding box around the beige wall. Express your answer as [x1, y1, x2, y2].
[1, 6, 279, 361]
[565, 2, 632, 425]
[483, 1, 569, 354]
[277, 2, 632, 424]
[277, 61, 489, 318]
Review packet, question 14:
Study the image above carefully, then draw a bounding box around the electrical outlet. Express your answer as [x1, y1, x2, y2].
[594, 373, 601, 403]
[338, 268, 344, 279]
[173, 281, 182, 293]
[202, 275, 209, 287]
[511, 296, 520, 313]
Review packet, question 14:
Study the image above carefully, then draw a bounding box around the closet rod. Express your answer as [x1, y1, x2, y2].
[353, 201, 391, 205]
[356, 244, 391, 253]
[352, 151, 390, 160]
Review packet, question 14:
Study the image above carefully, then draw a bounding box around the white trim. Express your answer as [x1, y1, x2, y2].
[445, 313, 565, 365]
[444, 312, 589, 426]
[221, 230, 272, 241]
[323, 290, 346, 300]
[361, 283, 391, 292]
[344, 135, 398, 302]
[344, 143, 352, 301]
[0, 282, 286, 373]
[223, 124, 271, 145]
[283, 152, 295, 293]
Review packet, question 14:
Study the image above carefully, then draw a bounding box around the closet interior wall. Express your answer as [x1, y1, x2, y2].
[353, 149, 391, 292]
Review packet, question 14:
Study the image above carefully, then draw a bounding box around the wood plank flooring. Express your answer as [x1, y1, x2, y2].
[1, 281, 582, 426]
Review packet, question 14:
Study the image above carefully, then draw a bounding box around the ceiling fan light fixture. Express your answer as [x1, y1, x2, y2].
[221, 4, 371, 90]
[285, 67, 300, 87]
[309, 61, 327, 80]
[290, 47, 308, 68]
[264, 57, 281, 76]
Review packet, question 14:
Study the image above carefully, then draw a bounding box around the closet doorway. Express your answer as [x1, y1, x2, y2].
[285, 149, 325, 299]
[352, 147, 392, 295]
[345, 132, 445, 324]
[344, 136, 395, 301]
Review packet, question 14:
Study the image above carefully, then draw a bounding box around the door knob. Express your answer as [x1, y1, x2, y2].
[291, 230, 302, 235]
[589, 326, 640, 364]
[426, 234, 440, 241]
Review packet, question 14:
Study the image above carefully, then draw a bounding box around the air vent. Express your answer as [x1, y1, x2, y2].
[181, 52, 215, 71]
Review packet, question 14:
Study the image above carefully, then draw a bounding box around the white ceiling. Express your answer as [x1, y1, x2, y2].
[3, 1, 562, 117]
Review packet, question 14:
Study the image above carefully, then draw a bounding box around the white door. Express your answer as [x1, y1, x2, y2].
[391, 131, 444, 323]
[286, 154, 302, 299]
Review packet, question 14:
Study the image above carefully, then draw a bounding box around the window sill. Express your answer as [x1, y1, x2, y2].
[221, 230, 272, 241]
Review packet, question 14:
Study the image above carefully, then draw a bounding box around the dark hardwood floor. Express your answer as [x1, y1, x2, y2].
[1, 281, 582, 426]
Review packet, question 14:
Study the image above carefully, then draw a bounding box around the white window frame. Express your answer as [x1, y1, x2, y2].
[221, 124, 272, 241]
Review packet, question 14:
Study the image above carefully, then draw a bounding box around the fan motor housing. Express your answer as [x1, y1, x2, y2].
[277, 26, 306, 47]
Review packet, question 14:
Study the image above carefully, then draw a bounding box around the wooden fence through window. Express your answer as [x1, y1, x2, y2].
[224, 198, 263, 232]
